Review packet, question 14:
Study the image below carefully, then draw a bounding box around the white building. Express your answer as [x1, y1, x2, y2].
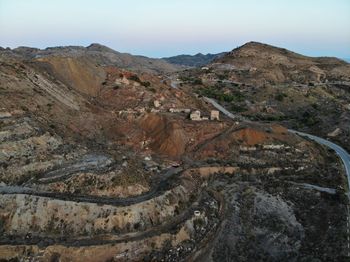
[190, 110, 201, 121]
[210, 110, 220, 120]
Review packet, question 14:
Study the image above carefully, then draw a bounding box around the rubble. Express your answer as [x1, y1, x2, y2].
[153, 100, 161, 108]
[169, 108, 191, 113]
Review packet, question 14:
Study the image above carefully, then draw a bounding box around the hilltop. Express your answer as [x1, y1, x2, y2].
[1, 43, 183, 75]
[211, 41, 350, 85]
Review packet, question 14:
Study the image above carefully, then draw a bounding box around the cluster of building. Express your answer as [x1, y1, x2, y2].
[153, 99, 220, 121]
[167, 106, 220, 121]
[190, 110, 220, 121]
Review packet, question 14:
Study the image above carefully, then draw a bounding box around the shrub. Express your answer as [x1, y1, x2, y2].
[127, 74, 141, 82]
[141, 81, 151, 87]
[192, 78, 203, 85]
[230, 104, 247, 112]
[275, 93, 287, 101]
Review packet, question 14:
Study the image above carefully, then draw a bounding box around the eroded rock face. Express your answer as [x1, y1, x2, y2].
[252, 192, 304, 258]
[213, 190, 304, 261]
[0, 119, 347, 261]
[0, 184, 192, 237]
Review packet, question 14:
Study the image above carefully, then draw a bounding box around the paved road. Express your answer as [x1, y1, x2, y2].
[205, 96, 350, 257]
[289, 130, 350, 192]
[205, 96, 350, 189]
[203, 97, 239, 120]
[204, 97, 248, 122]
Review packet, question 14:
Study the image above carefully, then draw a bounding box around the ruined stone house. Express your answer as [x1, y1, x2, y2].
[210, 110, 220, 120]
[190, 110, 201, 121]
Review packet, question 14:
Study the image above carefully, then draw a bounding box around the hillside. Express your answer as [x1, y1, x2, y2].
[179, 41, 350, 152]
[0, 43, 349, 261]
[163, 52, 226, 67]
[1, 43, 183, 75]
[211, 41, 350, 85]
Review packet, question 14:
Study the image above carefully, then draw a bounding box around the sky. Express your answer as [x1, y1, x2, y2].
[0, 0, 349, 58]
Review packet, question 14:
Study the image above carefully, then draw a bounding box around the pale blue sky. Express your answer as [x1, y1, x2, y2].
[0, 0, 349, 58]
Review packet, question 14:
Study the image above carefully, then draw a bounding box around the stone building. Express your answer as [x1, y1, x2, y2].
[190, 110, 201, 121]
[210, 110, 220, 120]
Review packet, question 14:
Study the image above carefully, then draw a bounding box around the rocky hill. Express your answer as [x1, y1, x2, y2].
[163, 52, 226, 67]
[212, 41, 350, 85]
[0, 43, 349, 261]
[1, 43, 183, 75]
[179, 42, 350, 152]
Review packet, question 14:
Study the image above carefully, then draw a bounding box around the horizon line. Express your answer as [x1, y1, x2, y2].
[1, 41, 349, 61]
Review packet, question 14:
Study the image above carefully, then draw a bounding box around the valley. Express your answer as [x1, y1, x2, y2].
[0, 42, 350, 261]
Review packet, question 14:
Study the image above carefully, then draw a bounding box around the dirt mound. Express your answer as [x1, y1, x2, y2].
[193, 126, 265, 159]
[35, 56, 106, 96]
[232, 124, 287, 145]
[140, 114, 187, 158]
[270, 124, 288, 134]
[231, 127, 269, 146]
[193, 124, 290, 159]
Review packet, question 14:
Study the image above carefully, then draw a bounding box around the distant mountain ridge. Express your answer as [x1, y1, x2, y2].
[0, 43, 183, 75]
[163, 52, 226, 67]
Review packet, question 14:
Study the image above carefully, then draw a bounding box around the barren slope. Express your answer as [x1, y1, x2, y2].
[213, 41, 350, 85]
[0, 43, 348, 261]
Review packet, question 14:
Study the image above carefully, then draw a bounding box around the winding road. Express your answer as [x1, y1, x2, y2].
[0, 167, 183, 206]
[288, 130, 350, 191]
[204, 96, 350, 187]
[170, 76, 350, 180]
[203, 97, 239, 120]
